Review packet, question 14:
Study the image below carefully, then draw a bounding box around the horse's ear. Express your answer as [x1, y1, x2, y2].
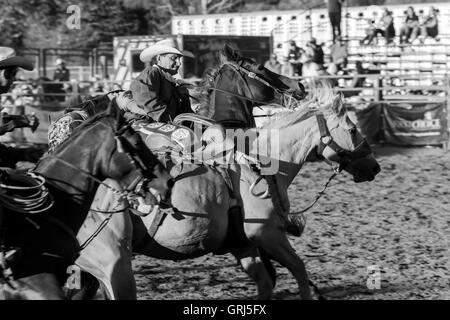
[221, 44, 237, 62]
[331, 93, 345, 116]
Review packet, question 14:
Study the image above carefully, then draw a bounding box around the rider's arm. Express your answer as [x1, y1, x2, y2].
[130, 68, 170, 122]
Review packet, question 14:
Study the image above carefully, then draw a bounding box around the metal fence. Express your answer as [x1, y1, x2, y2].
[2, 74, 449, 147]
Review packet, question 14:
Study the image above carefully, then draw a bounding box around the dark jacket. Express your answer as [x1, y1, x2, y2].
[53, 67, 70, 82]
[130, 65, 192, 122]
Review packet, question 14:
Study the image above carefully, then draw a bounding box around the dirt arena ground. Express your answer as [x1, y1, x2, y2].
[133, 146, 450, 300]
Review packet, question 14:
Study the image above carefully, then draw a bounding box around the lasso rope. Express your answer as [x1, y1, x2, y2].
[0, 171, 54, 215]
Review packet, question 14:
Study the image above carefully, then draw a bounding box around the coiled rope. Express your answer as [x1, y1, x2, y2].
[0, 171, 54, 214]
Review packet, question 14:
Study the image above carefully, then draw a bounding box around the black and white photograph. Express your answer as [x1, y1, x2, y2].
[0, 0, 449, 305]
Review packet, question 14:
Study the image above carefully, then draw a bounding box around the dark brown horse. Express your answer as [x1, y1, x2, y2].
[195, 44, 306, 128]
[0, 100, 173, 299]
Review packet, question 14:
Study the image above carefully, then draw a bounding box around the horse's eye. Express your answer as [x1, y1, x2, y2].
[349, 127, 357, 135]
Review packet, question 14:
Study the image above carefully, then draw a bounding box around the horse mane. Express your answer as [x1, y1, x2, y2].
[56, 101, 117, 149]
[261, 80, 345, 129]
[193, 45, 248, 112]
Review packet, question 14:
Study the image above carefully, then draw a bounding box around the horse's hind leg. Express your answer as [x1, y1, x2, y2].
[1, 273, 65, 300]
[230, 246, 274, 300]
[245, 226, 312, 300]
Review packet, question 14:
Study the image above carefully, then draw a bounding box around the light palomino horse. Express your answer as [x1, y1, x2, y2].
[73, 82, 380, 300]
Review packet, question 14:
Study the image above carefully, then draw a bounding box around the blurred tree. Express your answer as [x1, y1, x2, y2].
[0, 0, 443, 51]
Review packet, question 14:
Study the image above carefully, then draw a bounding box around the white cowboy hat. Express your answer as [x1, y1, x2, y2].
[0, 47, 34, 71]
[140, 38, 194, 62]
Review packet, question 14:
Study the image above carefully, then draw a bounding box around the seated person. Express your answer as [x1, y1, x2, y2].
[330, 36, 348, 71]
[420, 6, 439, 42]
[400, 6, 420, 44]
[360, 18, 376, 45]
[365, 8, 395, 45]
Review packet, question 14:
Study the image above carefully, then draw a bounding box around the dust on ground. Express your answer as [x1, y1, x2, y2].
[133, 146, 450, 300]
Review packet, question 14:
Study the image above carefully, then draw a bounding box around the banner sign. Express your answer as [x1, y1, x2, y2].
[383, 102, 447, 146]
[352, 103, 383, 144]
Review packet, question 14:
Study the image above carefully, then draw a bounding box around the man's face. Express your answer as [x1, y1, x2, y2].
[0, 67, 18, 94]
[157, 53, 181, 75]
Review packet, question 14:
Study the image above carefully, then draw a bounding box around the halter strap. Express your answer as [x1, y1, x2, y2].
[316, 114, 372, 172]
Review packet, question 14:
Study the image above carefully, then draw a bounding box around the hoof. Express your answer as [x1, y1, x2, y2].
[286, 214, 305, 237]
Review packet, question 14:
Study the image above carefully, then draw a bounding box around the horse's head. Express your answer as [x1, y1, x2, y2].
[311, 86, 381, 182]
[98, 101, 174, 202]
[208, 44, 306, 127]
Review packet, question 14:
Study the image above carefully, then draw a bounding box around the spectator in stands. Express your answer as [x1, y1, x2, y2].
[300, 39, 325, 79]
[287, 40, 304, 76]
[326, 0, 344, 42]
[400, 6, 420, 44]
[306, 38, 324, 67]
[419, 6, 439, 43]
[264, 53, 282, 74]
[280, 56, 295, 77]
[365, 8, 395, 45]
[330, 35, 348, 72]
[360, 18, 376, 45]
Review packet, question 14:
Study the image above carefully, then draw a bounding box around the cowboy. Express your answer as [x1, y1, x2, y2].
[0, 47, 43, 168]
[130, 38, 194, 122]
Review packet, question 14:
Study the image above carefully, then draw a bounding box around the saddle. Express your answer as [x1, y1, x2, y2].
[131, 113, 238, 166]
[131, 120, 197, 159]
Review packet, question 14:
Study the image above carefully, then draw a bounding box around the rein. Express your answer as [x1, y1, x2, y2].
[44, 155, 136, 200]
[212, 62, 300, 109]
[250, 113, 371, 223]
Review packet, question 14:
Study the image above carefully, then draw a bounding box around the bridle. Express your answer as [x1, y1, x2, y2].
[250, 112, 373, 230]
[212, 61, 304, 109]
[316, 113, 372, 173]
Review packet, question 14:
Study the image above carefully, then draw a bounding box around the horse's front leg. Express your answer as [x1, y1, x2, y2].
[230, 246, 274, 300]
[75, 181, 136, 300]
[244, 223, 312, 300]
